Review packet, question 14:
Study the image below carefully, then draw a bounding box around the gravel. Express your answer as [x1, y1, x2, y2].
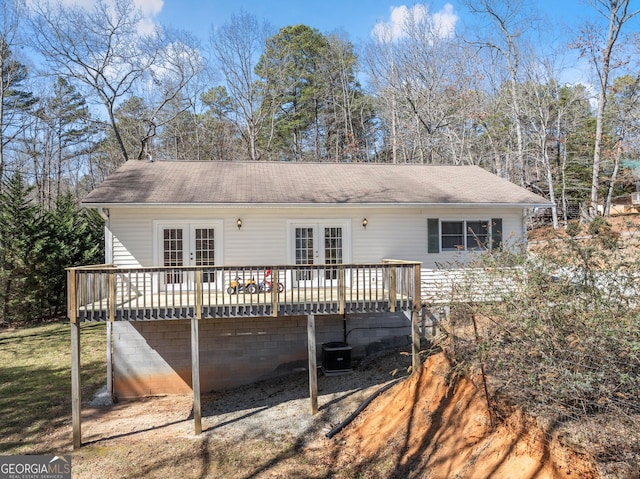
[195, 347, 413, 442]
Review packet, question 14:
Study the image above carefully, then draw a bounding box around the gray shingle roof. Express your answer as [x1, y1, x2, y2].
[81, 160, 552, 207]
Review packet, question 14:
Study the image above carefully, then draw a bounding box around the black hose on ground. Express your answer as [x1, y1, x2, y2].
[325, 377, 403, 439]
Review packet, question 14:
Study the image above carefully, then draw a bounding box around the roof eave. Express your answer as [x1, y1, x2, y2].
[81, 201, 554, 209]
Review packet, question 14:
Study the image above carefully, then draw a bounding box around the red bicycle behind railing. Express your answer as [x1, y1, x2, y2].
[257, 269, 285, 293]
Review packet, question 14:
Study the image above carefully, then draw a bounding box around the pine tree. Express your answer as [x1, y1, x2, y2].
[0, 173, 42, 324]
[43, 78, 91, 205]
[36, 194, 103, 317]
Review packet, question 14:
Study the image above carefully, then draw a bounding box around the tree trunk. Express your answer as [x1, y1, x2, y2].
[604, 138, 623, 216]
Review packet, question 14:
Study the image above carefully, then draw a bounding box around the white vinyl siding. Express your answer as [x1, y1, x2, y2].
[105, 206, 527, 271]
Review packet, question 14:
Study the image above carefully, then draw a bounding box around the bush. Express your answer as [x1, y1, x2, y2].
[565, 220, 581, 237]
[445, 227, 640, 420]
[587, 215, 610, 235]
[586, 216, 619, 250]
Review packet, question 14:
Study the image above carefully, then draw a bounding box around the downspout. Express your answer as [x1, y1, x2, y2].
[342, 313, 348, 343]
[98, 207, 115, 402]
[522, 208, 532, 252]
[97, 207, 112, 264]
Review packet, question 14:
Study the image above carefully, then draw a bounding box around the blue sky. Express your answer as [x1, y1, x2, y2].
[154, 0, 606, 45]
[148, 0, 640, 89]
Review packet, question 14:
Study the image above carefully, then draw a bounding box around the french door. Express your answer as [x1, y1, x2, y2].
[292, 223, 347, 287]
[157, 222, 220, 290]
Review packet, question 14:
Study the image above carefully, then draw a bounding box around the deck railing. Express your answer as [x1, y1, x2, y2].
[67, 262, 421, 322]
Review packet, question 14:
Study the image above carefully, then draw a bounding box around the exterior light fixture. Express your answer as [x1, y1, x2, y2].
[236, 219, 242, 229]
[362, 218, 368, 229]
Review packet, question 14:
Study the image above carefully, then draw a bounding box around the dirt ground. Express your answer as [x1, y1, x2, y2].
[51, 348, 623, 478]
[528, 212, 640, 242]
[324, 353, 600, 479]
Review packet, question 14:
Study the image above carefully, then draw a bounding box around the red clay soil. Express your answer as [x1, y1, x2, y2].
[331, 353, 598, 479]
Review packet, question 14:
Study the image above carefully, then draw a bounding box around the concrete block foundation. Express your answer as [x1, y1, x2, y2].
[113, 313, 413, 398]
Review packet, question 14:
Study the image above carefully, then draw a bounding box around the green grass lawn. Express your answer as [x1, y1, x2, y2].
[0, 321, 106, 454]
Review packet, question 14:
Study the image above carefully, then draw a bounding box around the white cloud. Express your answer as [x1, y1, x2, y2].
[55, 0, 163, 35]
[431, 3, 457, 39]
[59, 0, 162, 15]
[134, 0, 163, 17]
[372, 3, 458, 42]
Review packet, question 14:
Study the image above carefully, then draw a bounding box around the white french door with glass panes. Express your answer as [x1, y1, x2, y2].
[154, 221, 222, 290]
[290, 221, 350, 287]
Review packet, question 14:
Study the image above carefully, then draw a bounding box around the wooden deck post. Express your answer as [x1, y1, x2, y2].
[106, 322, 114, 401]
[412, 264, 422, 371]
[191, 318, 202, 435]
[191, 270, 202, 435]
[271, 269, 279, 317]
[389, 266, 397, 312]
[68, 269, 82, 449]
[71, 321, 81, 449]
[108, 272, 115, 323]
[107, 270, 115, 401]
[338, 266, 345, 315]
[307, 314, 318, 414]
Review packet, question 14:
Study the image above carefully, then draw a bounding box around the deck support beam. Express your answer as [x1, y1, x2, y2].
[191, 318, 202, 435]
[412, 264, 422, 371]
[68, 268, 82, 449]
[107, 322, 114, 401]
[411, 309, 421, 371]
[307, 314, 318, 415]
[71, 321, 81, 449]
[191, 269, 202, 435]
[271, 269, 279, 317]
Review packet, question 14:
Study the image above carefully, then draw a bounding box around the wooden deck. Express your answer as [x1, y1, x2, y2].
[68, 262, 421, 322]
[76, 287, 412, 321]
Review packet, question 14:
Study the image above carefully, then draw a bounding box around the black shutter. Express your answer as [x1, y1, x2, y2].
[491, 218, 503, 249]
[427, 219, 439, 253]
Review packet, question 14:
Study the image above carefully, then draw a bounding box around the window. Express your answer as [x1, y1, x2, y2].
[289, 221, 350, 286]
[154, 220, 222, 289]
[324, 227, 343, 280]
[428, 218, 502, 253]
[163, 228, 184, 284]
[441, 221, 464, 251]
[466, 220, 489, 250]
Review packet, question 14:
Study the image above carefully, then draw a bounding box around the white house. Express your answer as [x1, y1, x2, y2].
[75, 160, 551, 399]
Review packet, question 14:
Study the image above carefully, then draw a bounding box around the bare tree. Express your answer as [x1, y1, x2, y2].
[464, 0, 535, 185]
[29, 0, 204, 167]
[130, 30, 205, 161]
[0, 0, 35, 187]
[603, 75, 640, 215]
[520, 56, 562, 229]
[209, 11, 274, 161]
[364, 29, 400, 163]
[320, 33, 371, 162]
[576, 0, 639, 216]
[365, 5, 476, 165]
[554, 84, 592, 224]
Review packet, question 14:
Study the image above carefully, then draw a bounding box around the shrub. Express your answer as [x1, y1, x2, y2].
[587, 215, 610, 235]
[565, 220, 581, 237]
[444, 226, 640, 421]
